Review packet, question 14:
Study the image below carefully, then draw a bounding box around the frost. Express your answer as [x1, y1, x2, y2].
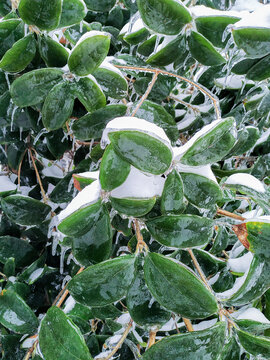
[57, 181, 101, 222]
[101, 116, 172, 149]
[233, 307, 270, 323]
[225, 173, 265, 193]
[228, 252, 253, 273]
[191, 5, 242, 18]
[111, 166, 165, 199]
[0, 176, 16, 192]
[177, 164, 218, 183]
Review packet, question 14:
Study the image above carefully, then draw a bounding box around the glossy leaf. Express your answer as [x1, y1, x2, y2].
[180, 118, 236, 166]
[42, 82, 75, 131]
[67, 255, 135, 306]
[39, 306, 92, 360]
[73, 76, 106, 112]
[84, 0, 116, 12]
[109, 131, 172, 175]
[0, 236, 37, 267]
[161, 170, 185, 214]
[188, 31, 226, 66]
[232, 27, 270, 58]
[68, 32, 110, 76]
[247, 54, 270, 81]
[137, 0, 192, 35]
[218, 336, 241, 360]
[110, 196, 156, 217]
[72, 204, 112, 266]
[58, 0, 87, 28]
[226, 126, 260, 157]
[0, 290, 38, 334]
[146, 215, 214, 249]
[93, 66, 128, 99]
[181, 173, 222, 209]
[0, 33, 36, 72]
[58, 199, 102, 237]
[72, 104, 127, 140]
[10, 68, 64, 107]
[99, 144, 130, 191]
[143, 322, 226, 360]
[144, 253, 218, 319]
[123, 27, 149, 45]
[0, 19, 24, 58]
[18, 0, 62, 31]
[1, 195, 51, 226]
[237, 329, 270, 359]
[38, 36, 69, 67]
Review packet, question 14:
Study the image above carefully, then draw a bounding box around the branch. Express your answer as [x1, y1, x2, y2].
[28, 148, 48, 204]
[148, 328, 157, 348]
[183, 318, 194, 332]
[216, 208, 245, 221]
[187, 249, 213, 293]
[114, 65, 221, 119]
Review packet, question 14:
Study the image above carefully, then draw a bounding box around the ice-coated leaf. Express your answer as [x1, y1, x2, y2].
[218, 336, 241, 360]
[0, 236, 37, 267]
[161, 170, 185, 214]
[84, 0, 116, 12]
[73, 75, 106, 112]
[58, 0, 87, 28]
[237, 329, 270, 359]
[232, 27, 270, 58]
[0, 33, 36, 73]
[180, 172, 222, 209]
[42, 82, 75, 131]
[10, 68, 64, 107]
[110, 196, 156, 217]
[144, 253, 218, 319]
[72, 105, 127, 140]
[146, 215, 214, 249]
[0, 19, 24, 59]
[18, 0, 62, 30]
[68, 31, 110, 76]
[143, 322, 225, 360]
[39, 307, 92, 360]
[226, 126, 260, 157]
[137, 0, 192, 35]
[178, 118, 236, 166]
[72, 171, 99, 192]
[0, 290, 38, 334]
[1, 195, 51, 226]
[67, 255, 135, 306]
[246, 54, 270, 81]
[72, 204, 112, 266]
[38, 36, 69, 67]
[188, 31, 226, 66]
[99, 144, 131, 191]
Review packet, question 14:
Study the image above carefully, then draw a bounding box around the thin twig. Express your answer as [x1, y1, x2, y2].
[134, 219, 148, 253]
[169, 95, 200, 113]
[132, 71, 159, 116]
[187, 249, 212, 293]
[97, 321, 133, 360]
[114, 65, 221, 119]
[28, 148, 48, 204]
[148, 329, 157, 348]
[17, 149, 27, 189]
[183, 318, 194, 332]
[216, 208, 245, 221]
[23, 338, 38, 360]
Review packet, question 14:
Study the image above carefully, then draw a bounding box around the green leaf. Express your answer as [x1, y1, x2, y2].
[72, 104, 127, 140]
[232, 27, 270, 58]
[246, 54, 270, 81]
[180, 172, 222, 209]
[146, 215, 214, 248]
[10, 68, 64, 107]
[39, 307, 92, 360]
[68, 32, 110, 76]
[67, 255, 135, 306]
[130, 100, 179, 144]
[109, 131, 172, 175]
[0, 236, 37, 267]
[72, 204, 112, 266]
[0, 19, 24, 58]
[73, 173, 97, 192]
[123, 27, 149, 45]
[38, 35, 69, 67]
[144, 253, 218, 319]
[188, 31, 226, 66]
[18, 0, 62, 31]
[110, 196, 156, 217]
[138, 35, 157, 57]
[0, 33, 36, 73]
[161, 170, 185, 214]
[237, 329, 270, 359]
[1, 195, 51, 226]
[226, 126, 260, 157]
[217, 336, 241, 360]
[137, 0, 192, 35]
[0, 290, 38, 334]
[42, 82, 75, 131]
[73, 76, 106, 112]
[180, 118, 236, 166]
[143, 322, 226, 360]
[84, 0, 116, 12]
[99, 144, 130, 191]
[93, 65, 128, 99]
[58, 199, 102, 237]
[19, 253, 46, 284]
[195, 15, 240, 48]
[225, 255, 270, 306]
[58, 0, 87, 28]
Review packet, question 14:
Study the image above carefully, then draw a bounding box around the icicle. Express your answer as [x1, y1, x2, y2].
[52, 236, 59, 256]
[10, 106, 18, 131]
[0, 145, 7, 158]
[19, 127, 23, 141]
[62, 275, 71, 289]
[116, 246, 130, 256]
[148, 297, 155, 309]
[115, 232, 121, 245]
[33, 128, 48, 145]
[5, 73, 10, 89]
[60, 246, 69, 274]
[79, 21, 83, 33]
[37, 112, 42, 125]
[66, 253, 81, 266]
[89, 138, 94, 153]
[67, 177, 74, 193]
[24, 24, 28, 36]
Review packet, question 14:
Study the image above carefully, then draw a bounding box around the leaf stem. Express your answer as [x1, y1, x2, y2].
[28, 148, 48, 204]
[216, 208, 245, 221]
[148, 328, 157, 348]
[183, 318, 194, 332]
[134, 219, 148, 253]
[187, 249, 212, 293]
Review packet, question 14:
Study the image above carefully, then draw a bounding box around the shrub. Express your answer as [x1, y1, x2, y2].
[0, 0, 270, 359]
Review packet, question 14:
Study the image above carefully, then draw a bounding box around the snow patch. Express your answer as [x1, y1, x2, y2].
[228, 252, 253, 273]
[0, 176, 16, 192]
[234, 4, 270, 28]
[177, 164, 218, 183]
[233, 307, 270, 323]
[191, 5, 242, 18]
[225, 173, 265, 193]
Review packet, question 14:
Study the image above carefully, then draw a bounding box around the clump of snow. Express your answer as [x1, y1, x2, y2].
[63, 296, 76, 314]
[216, 271, 248, 300]
[233, 307, 270, 323]
[111, 166, 165, 199]
[177, 164, 218, 183]
[225, 173, 265, 193]
[0, 176, 16, 192]
[191, 5, 241, 18]
[101, 116, 172, 149]
[215, 75, 253, 90]
[228, 252, 253, 273]
[72, 30, 110, 50]
[58, 181, 101, 222]
[232, 0, 263, 12]
[234, 4, 270, 28]
[99, 58, 126, 79]
[192, 319, 218, 331]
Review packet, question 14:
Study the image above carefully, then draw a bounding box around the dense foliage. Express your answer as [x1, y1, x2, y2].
[1, 0, 270, 359]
